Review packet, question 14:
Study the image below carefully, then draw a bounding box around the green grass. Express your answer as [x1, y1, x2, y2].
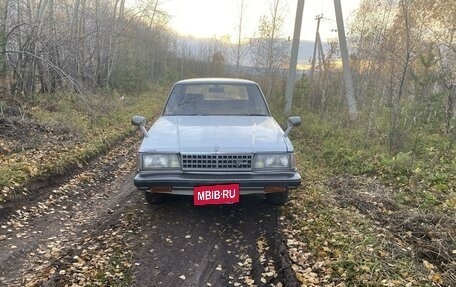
[293, 108, 455, 210]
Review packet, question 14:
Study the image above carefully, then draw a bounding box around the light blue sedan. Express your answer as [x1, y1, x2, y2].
[132, 78, 301, 205]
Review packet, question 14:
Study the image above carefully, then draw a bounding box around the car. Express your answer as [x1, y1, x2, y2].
[132, 78, 301, 205]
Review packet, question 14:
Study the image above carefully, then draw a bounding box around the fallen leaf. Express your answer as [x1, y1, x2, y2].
[422, 260, 435, 271]
[430, 273, 443, 284]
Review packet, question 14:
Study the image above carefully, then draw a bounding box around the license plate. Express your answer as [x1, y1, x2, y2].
[194, 184, 240, 205]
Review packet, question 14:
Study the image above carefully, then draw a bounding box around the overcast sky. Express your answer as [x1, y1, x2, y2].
[160, 0, 362, 42]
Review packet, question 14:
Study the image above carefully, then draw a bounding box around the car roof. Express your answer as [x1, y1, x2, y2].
[174, 78, 258, 85]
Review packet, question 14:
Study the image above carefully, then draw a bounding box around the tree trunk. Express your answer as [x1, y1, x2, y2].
[447, 84, 455, 135]
[95, 0, 102, 86]
[389, 0, 412, 154]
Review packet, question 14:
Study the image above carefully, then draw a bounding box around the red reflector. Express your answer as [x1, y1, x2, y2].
[150, 187, 172, 192]
[265, 186, 286, 193]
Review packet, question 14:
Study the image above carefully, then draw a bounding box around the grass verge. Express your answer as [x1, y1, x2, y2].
[283, 111, 455, 286]
[0, 86, 166, 203]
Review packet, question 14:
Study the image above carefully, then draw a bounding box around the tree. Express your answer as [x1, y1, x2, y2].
[231, 0, 249, 77]
[250, 0, 289, 101]
[1, 0, 178, 97]
[346, 0, 456, 152]
[0, 0, 7, 77]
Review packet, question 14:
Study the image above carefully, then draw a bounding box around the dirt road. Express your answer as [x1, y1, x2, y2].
[0, 137, 297, 287]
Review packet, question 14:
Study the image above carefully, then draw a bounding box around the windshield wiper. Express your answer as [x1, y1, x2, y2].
[170, 113, 209, 116]
[241, 113, 268, 116]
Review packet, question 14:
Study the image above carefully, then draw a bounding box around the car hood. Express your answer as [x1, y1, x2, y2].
[138, 116, 293, 153]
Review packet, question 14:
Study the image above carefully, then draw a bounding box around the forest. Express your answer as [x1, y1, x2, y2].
[0, 0, 455, 285]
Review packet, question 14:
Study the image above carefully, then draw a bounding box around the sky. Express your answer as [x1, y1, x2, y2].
[160, 0, 362, 42]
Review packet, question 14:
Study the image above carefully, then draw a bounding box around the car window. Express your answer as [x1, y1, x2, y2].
[163, 83, 270, 116]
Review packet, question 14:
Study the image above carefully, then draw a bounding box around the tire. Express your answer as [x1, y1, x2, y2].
[144, 192, 166, 204]
[266, 190, 289, 205]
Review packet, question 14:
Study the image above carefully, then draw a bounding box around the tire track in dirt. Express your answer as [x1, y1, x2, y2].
[0, 137, 139, 286]
[131, 195, 297, 287]
[0, 135, 298, 286]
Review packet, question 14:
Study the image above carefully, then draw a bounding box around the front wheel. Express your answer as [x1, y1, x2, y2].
[144, 192, 166, 204]
[266, 190, 289, 205]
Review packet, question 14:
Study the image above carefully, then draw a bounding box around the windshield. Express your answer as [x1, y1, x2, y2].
[163, 83, 270, 116]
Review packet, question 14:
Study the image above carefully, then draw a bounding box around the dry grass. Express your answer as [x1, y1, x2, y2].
[329, 174, 455, 282]
[0, 88, 165, 203]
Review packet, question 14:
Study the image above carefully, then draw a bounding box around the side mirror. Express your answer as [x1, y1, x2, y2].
[287, 116, 301, 127]
[131, 115, 146, 127]
[131, 116, 149, 137]
[283, 116, 301, 137]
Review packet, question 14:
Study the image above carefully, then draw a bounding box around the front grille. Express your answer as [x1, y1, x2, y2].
[181, 154, 253, 171]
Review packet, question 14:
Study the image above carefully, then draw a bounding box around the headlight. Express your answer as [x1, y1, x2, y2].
[254, 154, 291, 169]
[141, 154, 180, 169]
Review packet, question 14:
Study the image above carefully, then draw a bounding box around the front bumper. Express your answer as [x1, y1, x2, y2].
[134, 170, 301, 195]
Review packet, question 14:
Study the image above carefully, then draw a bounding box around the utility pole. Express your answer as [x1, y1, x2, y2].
[310, 14, 328, 110]
[284, 0, 305, 114]
[334, 0, 357, 120]
[310, 14, 323, 79]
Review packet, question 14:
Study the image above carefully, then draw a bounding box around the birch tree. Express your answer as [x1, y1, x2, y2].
[250, 0, 289, 100]
[0, 0, 7, 76]
[231, 0, 249, 77]
[2, 0, 175, 96]
[347, 0, 456, 152]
